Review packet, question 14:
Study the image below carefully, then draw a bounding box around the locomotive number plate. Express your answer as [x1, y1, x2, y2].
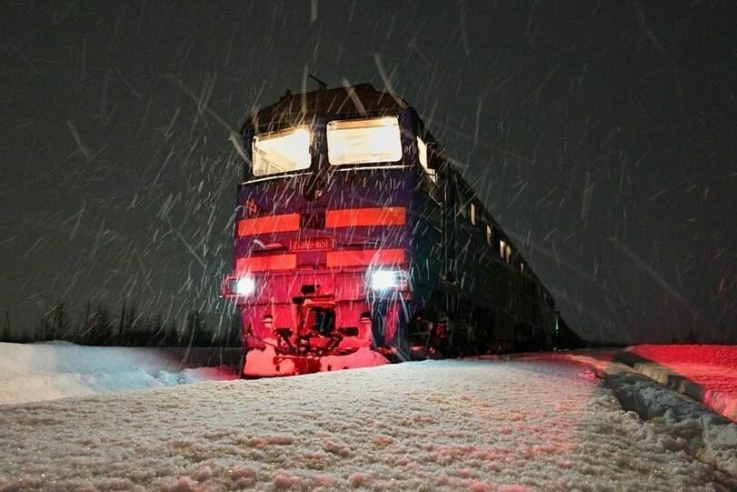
[290, 237, 333, 251]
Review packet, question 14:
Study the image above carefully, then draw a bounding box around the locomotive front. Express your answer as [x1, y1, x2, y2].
[223, 85, 425, 377]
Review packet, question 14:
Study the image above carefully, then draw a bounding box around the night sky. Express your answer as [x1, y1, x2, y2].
[1, 1, 734, 343]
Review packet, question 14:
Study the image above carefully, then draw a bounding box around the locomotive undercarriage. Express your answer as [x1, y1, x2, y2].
[237, 270, 407, 377]
[396, 291, 550, 359]
[272, 298, 360, 357]
[240, 290, 551, 377]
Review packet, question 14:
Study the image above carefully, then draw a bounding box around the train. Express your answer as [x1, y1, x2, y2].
[223, 83, 578, 378]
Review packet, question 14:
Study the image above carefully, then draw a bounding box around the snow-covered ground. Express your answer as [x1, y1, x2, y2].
[0, 342, 735, 490]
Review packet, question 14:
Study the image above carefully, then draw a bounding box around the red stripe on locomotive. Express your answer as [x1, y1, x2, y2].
[236, 254, 297, 273]
[326, 207, 406, 228]
[326, 248, 405, 268]
[237, 213, 300, 236]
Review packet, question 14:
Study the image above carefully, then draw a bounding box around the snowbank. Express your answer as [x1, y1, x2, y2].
[0, 342, 238, 405]
[605, 366, 737, 478]
[617, 345, 737, 421]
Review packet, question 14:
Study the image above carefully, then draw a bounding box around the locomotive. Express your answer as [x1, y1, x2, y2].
[223, 83, 567, 377]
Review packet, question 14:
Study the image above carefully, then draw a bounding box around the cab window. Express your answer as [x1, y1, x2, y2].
[327, 117, 402, 166]
[252, 127, 311, 177]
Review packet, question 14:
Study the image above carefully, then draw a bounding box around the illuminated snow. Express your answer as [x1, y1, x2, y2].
[0, 343, 735, 490]
[243, 344, 388, 378]
[623, 344, 737, 421]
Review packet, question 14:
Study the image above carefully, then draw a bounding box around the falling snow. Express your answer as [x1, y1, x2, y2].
[1, 2, 735, 489]
[1, 2, 734, 346]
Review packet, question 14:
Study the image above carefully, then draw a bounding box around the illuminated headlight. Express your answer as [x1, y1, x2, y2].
[369, 270, 407, 291]
[235, 276, 256, 296]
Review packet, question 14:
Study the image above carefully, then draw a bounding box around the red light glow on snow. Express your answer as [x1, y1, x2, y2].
[629, 344, 737, 421]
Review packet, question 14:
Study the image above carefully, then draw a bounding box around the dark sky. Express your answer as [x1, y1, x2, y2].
[1, 1, 734, 343]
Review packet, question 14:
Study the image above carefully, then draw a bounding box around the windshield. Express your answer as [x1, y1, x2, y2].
[327, 116, 402, 166]
[252, 127, 311, 177]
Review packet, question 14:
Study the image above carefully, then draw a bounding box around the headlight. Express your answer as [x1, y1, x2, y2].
[235, 276, 256, 296]
[369, 269, 407, 291]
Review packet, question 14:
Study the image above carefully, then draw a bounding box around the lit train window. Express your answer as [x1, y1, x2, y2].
[252, 128, 311, 177]
[417, 137, 436, 182]
[499, 240, 506, 259]
[327, 117, 402, 166]
[486, 225, 493, 245]
[470, 203, 477, 225]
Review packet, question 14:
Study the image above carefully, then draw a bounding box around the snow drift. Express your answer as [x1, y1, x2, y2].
[0, 341, 238, 405]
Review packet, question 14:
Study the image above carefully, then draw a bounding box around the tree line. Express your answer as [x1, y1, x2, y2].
[0, 300, 242, 348]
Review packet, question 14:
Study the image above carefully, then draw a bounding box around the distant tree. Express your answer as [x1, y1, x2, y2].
[164, 317, 178, 346]
[1, 308, 10, 342]
[89, 303, 113, 345]
[15, 320, 29, 343]
[50, 302, 69, 341]
[184, 310, 208, 347]
[148, 313, 164, 346]
[38, 309, 52, 341]
[79, 299, 97, 344]
[117, 299, 127, 345]
[128, 317, 144, 346]
[77, 299, 92, 344]
[128, 304, 139, 344]
[204, 310, 243, 348]
[686, 329, 699, 344]
[48, 306, 56, 340]
[221, 311, 243, 348]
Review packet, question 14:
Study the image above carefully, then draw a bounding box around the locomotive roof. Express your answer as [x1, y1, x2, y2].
[242, 83, 409, 133]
